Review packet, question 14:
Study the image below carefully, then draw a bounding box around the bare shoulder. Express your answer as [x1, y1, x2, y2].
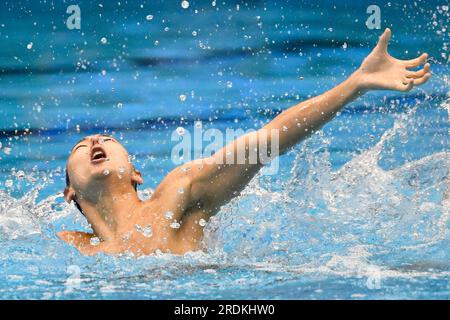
[57, 231, 100, 255]
[152, 160, 204, 197]
[149, 159, 216, 221]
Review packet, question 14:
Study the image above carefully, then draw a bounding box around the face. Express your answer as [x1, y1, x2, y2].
[65, 134, 142, 201]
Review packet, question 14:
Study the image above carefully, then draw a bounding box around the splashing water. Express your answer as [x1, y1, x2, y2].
[1, 97, 447, 299]
[0, 0, 449, 300]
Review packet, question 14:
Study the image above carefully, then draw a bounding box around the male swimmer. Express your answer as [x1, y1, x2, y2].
[59, 29, 431, 255]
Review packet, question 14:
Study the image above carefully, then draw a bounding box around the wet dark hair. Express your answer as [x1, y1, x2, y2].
[65, 170, 84, 215]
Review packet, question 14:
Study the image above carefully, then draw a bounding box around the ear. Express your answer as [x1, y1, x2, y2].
[131, 168, 143, 185]
[64, 187, 76, 203]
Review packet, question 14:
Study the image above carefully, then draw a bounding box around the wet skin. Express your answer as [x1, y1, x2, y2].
[59, 29, 431, 256]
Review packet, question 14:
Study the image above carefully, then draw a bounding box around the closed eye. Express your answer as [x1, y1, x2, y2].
[73, 144, 88, 152]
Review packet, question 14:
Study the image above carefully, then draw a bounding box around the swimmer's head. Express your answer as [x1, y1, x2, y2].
[64, 134, 143, 212]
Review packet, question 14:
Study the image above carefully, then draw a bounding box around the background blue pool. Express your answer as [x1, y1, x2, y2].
[0, 0, 448, 299]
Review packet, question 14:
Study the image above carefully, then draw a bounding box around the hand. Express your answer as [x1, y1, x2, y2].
[356, 28, 431, 92]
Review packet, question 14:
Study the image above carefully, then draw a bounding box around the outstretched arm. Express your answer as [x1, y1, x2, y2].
[156, 28, 430, 224]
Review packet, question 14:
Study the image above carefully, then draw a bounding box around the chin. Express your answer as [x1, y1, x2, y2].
[89, 161, 115, 178]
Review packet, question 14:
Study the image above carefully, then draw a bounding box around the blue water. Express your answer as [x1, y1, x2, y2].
[0, 0, 449, 299]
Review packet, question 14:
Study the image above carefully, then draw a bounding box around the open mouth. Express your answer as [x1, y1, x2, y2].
[90, 146, 108, 163]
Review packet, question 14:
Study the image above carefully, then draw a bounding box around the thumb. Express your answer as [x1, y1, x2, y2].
[376, 28, 391, 52]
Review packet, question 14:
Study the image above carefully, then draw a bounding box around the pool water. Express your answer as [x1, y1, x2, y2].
[0, 0, 449, 299]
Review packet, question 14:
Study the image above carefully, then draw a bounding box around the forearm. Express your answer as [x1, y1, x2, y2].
[263, 70, 365, 154]
[188, 71, 365, 213]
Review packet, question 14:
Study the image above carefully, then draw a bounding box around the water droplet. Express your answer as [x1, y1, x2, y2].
[179, 94, 187, 102]
[100, 37, 107, 44]
[118, 166, 125, 174]
[204, 269, 216, 274]
[199, 218, 207, 227]
[146, 14, 154, 21]
[181, 1, 190, 9]
[26, 42, 33, 50]
[134, 224, 153, 238]
[192, 31, 197, 36]
[16, 170, 25, 179]
[3, 147, 11, 155]
[116, 102, 123, 108]
[103, 169, 110, 176]
[164, 211, 174, 219]
[226, 80, 233, 88]
[170, 222, 181, 229]
[90, 237, 100, 246]
[342, 42, 348, 49]
[122, 233, 131, 241]
[178, 187, 184, 194]
[176, 127, 185, 136]
[282, 126, 288, 132]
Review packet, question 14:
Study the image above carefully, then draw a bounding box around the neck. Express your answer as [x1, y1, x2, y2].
[76, 181, 142, 241]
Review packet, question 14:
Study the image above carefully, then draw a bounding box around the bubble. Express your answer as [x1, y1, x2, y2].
[90, 237, 100, 246]
[118, 166, 125, 174]
[179, 94, 187, 102]
[282, 126, 288, 132]
[146, 14, 154, 21]
[116, 102, 123, 108]
[192, 31, 197, 36]
[203, 269, 216, 274]
[226, 81, 233, 88]
[134, 224, 153, 238]
[3, 147, 11, 155]
[100, 37, 108, 44]
[178, 187, 184, 194]
[103, 169, 110, 176]
[122, 233, 131, 241]
[16, 171, 25, 179]
[0, 142, 2, 148]
[26, 42, 33, 50]
[170, 222, 181, 229]
[164, 211, 174, 219]
[176, 127, 185, 136]
[198, 218, 207, 227]
[4, 180, 13, 188]
[181, 1, 190, 9]
[342, 42, 348, 49]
